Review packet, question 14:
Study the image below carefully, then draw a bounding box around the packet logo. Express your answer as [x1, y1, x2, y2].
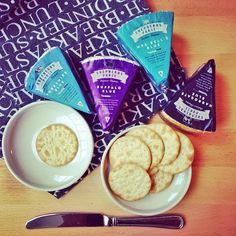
[105, 116, 110, 123]
[91, 69, 128, 84]
[131, 22, 168, 42]
[158, 71, 164, 77]
[174, 98, 210, 121]
[35, 62, 63, 93]
[207, 67, 213, 74]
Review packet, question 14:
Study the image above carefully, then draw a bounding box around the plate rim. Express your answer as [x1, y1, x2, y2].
[2, 101, 94, 191]
[100, 125, 192, 216]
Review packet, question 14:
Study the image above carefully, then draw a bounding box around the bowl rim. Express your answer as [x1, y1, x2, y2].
[2, 101, 94, 191]
[100, 125, 192, 216]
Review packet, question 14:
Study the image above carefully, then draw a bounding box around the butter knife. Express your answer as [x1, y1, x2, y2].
[26, 213, 184, 229]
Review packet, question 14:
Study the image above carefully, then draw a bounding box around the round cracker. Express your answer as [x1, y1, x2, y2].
[159, 131, 194, 174]
[150, 170, 173, 193]
[109, 136, 151, 170]
[36, 124, 78, 167]
[148, 123, 180, 168]
[108, 163, 151, 201]
[126, 126, 164, 174]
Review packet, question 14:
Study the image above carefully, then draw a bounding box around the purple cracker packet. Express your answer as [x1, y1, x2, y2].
[161, 59, 216, 133]
[81, 56, 139, 130]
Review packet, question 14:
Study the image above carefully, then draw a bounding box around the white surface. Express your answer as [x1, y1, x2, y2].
[2, 101, 94, 191]
[101, 125, 192, 216]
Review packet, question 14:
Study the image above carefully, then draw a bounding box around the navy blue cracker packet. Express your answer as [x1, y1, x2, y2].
[161, 59, 216, 133]
[0, 0, 186, 198]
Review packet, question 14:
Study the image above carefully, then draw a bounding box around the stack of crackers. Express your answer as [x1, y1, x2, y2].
[108, 123, 194, 201]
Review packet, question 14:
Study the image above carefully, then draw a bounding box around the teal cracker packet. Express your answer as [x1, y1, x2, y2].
[25, 47, 93, 114]
[117, 11, 174, 92]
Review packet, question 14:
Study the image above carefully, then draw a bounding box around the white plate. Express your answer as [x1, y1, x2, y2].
[101, 125, 192, 216]
[2, 101, 94, 191]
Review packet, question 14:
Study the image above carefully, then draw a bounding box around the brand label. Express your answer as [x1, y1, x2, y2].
[131, 22, 167, 42]
[35, 61, 63, 92]
[174, 98, 210, 120]
[91, 69, 128, 84]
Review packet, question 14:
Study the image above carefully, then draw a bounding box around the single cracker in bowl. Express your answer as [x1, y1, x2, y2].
[148, 123, 180, 169]
[109, 136, 151, 170]
[150, 170, 173, 193]
[126, 126, 164, 174]
[159, 131, 194, 174]
[108, 163, 151, 201]
[36, 124, 78, 167]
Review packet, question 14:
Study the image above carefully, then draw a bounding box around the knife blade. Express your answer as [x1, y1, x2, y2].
[26, 213, 184, 229]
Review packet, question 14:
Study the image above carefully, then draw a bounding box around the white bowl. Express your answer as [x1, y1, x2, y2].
[100, 125, 192, 216]
[2, 101, 94, 191]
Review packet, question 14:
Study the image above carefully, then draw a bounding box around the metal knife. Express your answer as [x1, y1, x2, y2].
[26, 213, 184, 229]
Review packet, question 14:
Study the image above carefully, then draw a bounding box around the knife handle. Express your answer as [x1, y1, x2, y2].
[113, 214, 184, 229]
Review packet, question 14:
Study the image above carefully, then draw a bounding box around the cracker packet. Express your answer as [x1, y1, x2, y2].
[81, 56, 139, 130]
[117, 11, 174, 92]
[160, 59, 216, 133]
[25, 47, 93, 114]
